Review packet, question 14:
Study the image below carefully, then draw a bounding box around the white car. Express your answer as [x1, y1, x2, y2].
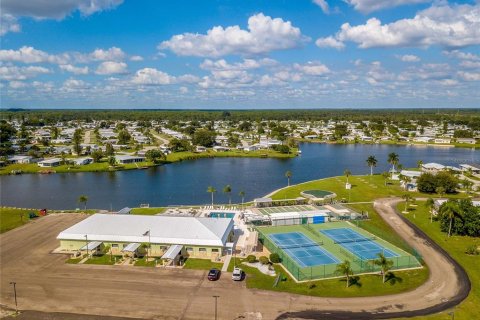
[232, 267, 244, 281]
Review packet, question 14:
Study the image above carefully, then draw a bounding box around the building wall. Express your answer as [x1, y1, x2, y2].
[59, 240, 223, 259]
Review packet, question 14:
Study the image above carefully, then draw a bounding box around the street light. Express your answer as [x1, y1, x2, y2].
[213, 295, 219, 320]
[10, 282, 17, 314]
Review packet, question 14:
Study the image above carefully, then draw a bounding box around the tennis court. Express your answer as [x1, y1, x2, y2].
[268, 232, 339, 267]
[257, 205, 316, 215]
[320, 228, 399, 260]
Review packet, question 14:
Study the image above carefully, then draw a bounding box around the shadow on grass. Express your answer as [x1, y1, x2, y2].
[385, 272, 403, 285]
[340, 275, 362, 288]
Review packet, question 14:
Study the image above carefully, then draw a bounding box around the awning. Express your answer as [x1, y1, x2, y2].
[122, 242, 141, 252]
[80, 241, 102, 251]
[161, 244, 183, 260]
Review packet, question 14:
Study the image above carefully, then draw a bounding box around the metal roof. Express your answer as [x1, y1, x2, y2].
[80, 241, 102, 250]
[161, 244, 183, 260]
[57, 214, 234, 247]
[122, 242, 141, 252]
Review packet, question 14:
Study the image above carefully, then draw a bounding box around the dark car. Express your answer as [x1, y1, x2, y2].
[207, 268, 221, 281]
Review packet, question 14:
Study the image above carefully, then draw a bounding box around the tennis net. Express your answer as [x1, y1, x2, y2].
[334, 236, 376, 244]
[278, 241, 324, 249]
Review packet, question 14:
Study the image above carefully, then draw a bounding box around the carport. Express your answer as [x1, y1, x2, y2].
[121, 242, 141, 258]
[80, 241, 103, 256]
[161, 244, 183, 266]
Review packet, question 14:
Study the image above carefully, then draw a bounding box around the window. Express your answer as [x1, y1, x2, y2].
[211, 248, 219, 252]
[112, 244, 118, 248]
[199, 248, 206, 252]
[186, 247, 193, 252]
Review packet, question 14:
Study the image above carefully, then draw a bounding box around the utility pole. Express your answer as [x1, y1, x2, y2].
[10, 282, 17, 314]
[85, 234, 89, 257]
[213, 295, 219, 320]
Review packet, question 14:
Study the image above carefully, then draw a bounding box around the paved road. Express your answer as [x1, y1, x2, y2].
[0, 200, 470, 319]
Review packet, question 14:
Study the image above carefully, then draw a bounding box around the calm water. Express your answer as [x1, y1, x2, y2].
[1, 143, 478, 210]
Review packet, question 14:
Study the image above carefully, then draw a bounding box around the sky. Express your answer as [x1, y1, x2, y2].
[0, 0, 479, 109]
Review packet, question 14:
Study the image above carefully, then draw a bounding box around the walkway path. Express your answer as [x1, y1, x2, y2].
[221, 255, 231, 272]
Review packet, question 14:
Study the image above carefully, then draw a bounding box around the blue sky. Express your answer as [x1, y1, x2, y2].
[0, 0, 479, 109]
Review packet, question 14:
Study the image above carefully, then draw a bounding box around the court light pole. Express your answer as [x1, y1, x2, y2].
[84, 234, 89, 257]
[213, 295, 219, 320]
[10, 282, 18, 314]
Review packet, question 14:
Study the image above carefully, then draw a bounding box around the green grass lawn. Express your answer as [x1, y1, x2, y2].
[397, 202, 480, 320]
[134, 257, 158, 267]
[65, 257, 84, 264]
[130, 207, 166, 215]
[0, 207, 39, 233]
[166, 149, 297, 162]
[84, 254, 115, 265]
[228, 257, 429, 298]
[182, 258, 223, 270]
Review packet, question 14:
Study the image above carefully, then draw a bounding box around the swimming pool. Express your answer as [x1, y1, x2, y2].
[209, 212, 235, 218]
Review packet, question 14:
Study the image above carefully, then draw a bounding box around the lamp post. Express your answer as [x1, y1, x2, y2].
[213, 295, 219, 320]
[10, 282, 17, 314]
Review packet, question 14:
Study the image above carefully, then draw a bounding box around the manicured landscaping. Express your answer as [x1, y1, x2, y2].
[84, 254, 115, 265]
[398, 201, 480, 320]
[182, 258, 223, 270]
[227, 257, 429, 298]
[134, 257, 158, 267]
[166, 149, 297, 163]
[65, 256, 84, 264]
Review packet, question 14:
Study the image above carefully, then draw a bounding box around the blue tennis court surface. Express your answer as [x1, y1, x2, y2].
[269, 232, 339, 267]
[320, 228, 399, 260]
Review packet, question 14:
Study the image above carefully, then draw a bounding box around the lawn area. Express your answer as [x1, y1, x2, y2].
[397, 201, 480, 320]
[166, 149, 297, 163]
[84, 254, 115, 265]
[227, 257, 429, 298]
[0, 207, 39, 233]
[130, 207, 166, 215]
[65, 257, 84, 264]
[270, 174, 467, 202]
[134, 257, 158, 267]
[182, 258, 223, 270]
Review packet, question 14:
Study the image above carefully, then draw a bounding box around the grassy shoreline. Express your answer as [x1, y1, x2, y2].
[295, 138, 479, 149]
[0, 149, 297, 176]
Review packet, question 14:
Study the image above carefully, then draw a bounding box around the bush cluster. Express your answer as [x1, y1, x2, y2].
[417, 172, 458, 194]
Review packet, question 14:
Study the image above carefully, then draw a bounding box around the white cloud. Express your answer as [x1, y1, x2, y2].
[397, 54, 420, 62]
[457, 71, 480, 81]
[327, 3, 480, 49]
[200, 58, 276, 71]
[9, 80, 27, 89]
[0, 14, 20, 36]
[294, 61, 330, 75]
[313, 0, 329, 13]
[0, 46, 70, 64]
[60, 64, 89, 75]
[89, 47, 125, 61]
[443, 50, 480, 61]
[131, 68, 173, 85]
[95, 61, 128, 75]
[0, 0, 123, 20]
[62, 78, 89, 91]
[437, 79, 458, 86]
[345, 0, 431, 14]
[459, 61, 480, 69]
[130, 55, 143, 61]
[159, 13, 308, 57]
[315, 36, 345, 50]
[0, 65, 50, 80]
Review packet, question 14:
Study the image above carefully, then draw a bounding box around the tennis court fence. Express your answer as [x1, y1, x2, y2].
[257, 229, 423, 281]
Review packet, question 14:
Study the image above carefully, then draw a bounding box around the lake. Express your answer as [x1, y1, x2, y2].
[1, 143, 478, 210]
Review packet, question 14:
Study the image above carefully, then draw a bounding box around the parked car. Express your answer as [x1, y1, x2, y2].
[232, 267, 244, 281]
[207, 268, 221, 281]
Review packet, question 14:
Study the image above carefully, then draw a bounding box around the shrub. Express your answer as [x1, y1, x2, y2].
[269, 253, 281, 263]
[259, 256, 269, 265]
[465, 244, 479, 255]
[246, 255, 257, 263]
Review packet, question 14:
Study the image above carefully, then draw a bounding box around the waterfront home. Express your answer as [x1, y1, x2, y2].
[57, 214, 235, 260]
[71, 157, 93, 166]
[456, 138, 476, 144]
[304, 135, 318, 140]
[413, 136, 434, 143]
[460, 164, 480, 174]
[196, 146, 207, 152]
[38, 158, 62, 167]
[434, 138, 451, 144]
[115, 155, 145, 164]
[7, 155, 35, 164]
[244, 144, 260, 152]
[421, 162, 446, 173]
[213, 146, 229, 152]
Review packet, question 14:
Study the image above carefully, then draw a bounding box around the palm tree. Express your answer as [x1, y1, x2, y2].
[78, 195, 88, 210]
[108, 156, 116, 167]
[417, 160, 423, 169]
[381, 171, 389, 186]
[207, 186, 216, 206]
[285, 170, 292, 186]
[425, 197, 435, 223]
[239, 190, 245, 211]
[335, 260, 353, 288]
[373, 252, 394, 283]
[402, 193, 411, 212]
[366, 155, 377, 176]
[439, 201, 461, 237]
[223, 185, 232, 204]
[387, 152, 399, 175]
[344, 169, 351, 184]
[462, 179, 473, 195]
